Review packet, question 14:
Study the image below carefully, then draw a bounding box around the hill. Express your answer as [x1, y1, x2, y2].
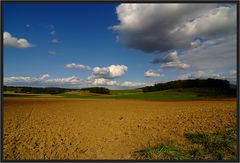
[141, 78, 236, 96]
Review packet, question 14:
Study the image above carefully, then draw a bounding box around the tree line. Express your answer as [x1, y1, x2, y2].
[142, 78, 234, 92]
[4, 86, 68, 94]
[4, 78, 236, 96]
[4, 86, 110, 95]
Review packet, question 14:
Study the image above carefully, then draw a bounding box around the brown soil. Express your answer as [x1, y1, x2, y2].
[3, 98, 237, 160]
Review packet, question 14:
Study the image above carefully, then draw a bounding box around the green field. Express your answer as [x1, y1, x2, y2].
[4, 87, 235, 100]
[55, 88, 235, 100]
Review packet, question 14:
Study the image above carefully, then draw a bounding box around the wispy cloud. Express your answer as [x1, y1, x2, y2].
[144, 69, 161, 77]
[190, 39, 201, 48]
[161, 62, 190, 69]
[178, 69, 237, 84]
[48, 51, 57, 55]
[153, 51, 190, 69]
[48, 24, 55, 29]
[65, 63, 91, 70]
[45, 76, 81, 85]
[4, 74, 82, 87]
[51, 38, 60, 44]
[50, 31, 56, 35]
[180, 35, 236, 70]
[4, 74, 51, 84]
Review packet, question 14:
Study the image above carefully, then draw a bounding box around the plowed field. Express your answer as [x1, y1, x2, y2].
[3, 98, 237, 160]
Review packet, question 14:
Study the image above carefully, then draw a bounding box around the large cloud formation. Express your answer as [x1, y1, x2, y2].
[111, 4, 236, 53]
[4, 32, 33, 48]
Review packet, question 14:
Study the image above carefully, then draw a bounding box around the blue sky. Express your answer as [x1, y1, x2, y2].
[3, 3, 237, 89]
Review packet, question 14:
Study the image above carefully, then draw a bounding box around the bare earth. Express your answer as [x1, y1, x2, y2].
[3, 98, 237, 160]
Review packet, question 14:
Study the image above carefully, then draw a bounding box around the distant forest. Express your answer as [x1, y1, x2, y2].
[142, 78, 236, 96]
[3, 86, 68, 94]
[3, 86, 110, 95]
[4, 78, 236, 96]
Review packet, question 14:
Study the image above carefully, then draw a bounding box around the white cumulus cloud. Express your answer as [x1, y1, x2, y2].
[92, 65, 128, 79]
[4, 32, 33, 48]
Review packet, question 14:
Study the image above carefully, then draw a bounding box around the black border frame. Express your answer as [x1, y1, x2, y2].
[0, 0, 239, 162]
